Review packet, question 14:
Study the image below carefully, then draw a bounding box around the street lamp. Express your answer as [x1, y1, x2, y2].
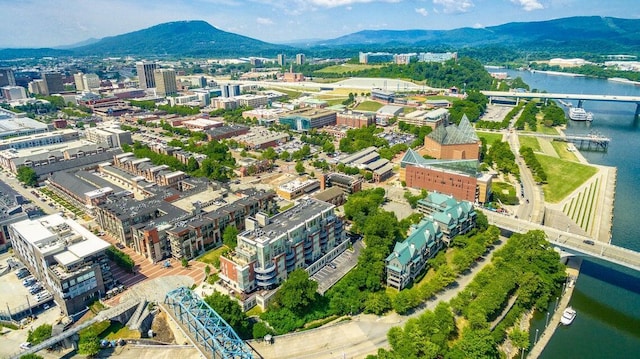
[546, 312, 550, 328]
[535, 328, 539, 344]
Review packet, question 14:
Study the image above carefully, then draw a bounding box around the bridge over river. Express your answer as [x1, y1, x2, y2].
[481, 91, 640, 117]
[484, 210, 640, 272]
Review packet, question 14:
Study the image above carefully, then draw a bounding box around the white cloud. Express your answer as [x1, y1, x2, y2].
[432, 0, 474, 14]
[415, 7, 429, 16]
[510, 0, 544, 11]
[305, 0, 401, 7]
[256, 17, 274, 25]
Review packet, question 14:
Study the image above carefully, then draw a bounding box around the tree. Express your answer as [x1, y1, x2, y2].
[78, 334, 100, 357]
[509, 328, 530, 355]
[279, 150, 291, 162]
[20, 354, 44, 359]
[364, 291, 392, 315]
[223, 225, 239, 249]
[295, 161, 305, 174]
[204, 291, 251, 338]
[181, 258, 189, 268]
[27, 324, 52, 345]
[17, 166, 38, 187]
[274, 269, 318, 314]
[252, 321, 274, 339]
[261, 147, 278, 162]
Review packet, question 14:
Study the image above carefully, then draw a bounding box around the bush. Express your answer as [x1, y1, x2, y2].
[106, 246, 134, 273]
[27, 324, 52, 345]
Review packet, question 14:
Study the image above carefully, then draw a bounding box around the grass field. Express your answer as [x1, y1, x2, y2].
[355, 101, 384, 112]
[315, 63, 382, 74]
[537, 122, 560, 135]
[197, 245, 229, 265]
[477, 131, 503, 145]
[518, 135, 541, 152]
[536, 154, 598, 203]
[551, 140, 578, 161]
[492, 181, 516, 196]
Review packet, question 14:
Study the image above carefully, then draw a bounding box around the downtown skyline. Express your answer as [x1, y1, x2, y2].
[0, 0, 638, 48]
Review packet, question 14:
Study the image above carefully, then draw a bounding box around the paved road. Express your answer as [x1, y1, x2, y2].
[250, 238, 509, 359]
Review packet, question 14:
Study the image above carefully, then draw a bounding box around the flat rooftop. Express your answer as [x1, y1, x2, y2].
[241, 197, 334, 244]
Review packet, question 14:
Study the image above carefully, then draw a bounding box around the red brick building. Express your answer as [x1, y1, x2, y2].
[419, 115, 480, 160]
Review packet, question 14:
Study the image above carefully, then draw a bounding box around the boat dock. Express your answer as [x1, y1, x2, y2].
[527, 257, 582, 358]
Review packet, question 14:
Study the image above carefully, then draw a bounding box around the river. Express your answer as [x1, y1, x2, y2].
[490, 69, 640, 358]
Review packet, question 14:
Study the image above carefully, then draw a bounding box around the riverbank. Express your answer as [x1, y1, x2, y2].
[528, 257, 582, 358]
[542, 127, 616, 243]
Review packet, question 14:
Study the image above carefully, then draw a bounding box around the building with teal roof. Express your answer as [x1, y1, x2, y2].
[385, 218, 443, 290]
[418, 192, 476, 245]
[385, 193, 476, 290]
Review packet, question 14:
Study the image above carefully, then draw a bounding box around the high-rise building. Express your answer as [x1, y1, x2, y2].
[83, 73, 101, 90]
[277, 54, 286, 66]
[28, 79, 47, 96]
[136, 61, 157, 89]
[296, 53, 306, 65]
[0, 68, 16, 87]
[221, 84, 241, 98]
[1, 86, 27, 101]
[74, 72, 85, 91]
[41, 72, 64, 95]
[154, 68, 177, 97]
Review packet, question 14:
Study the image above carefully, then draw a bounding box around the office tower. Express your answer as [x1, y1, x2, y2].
[1, 86, 27, 101]
[42, 72, 64, 95]
[0, 68, 17, 87]
[136, 61, 157, 89]
[154, 68, 177, 97]
[277, 54, 286, 66]
[74, 73, 85, 91]
[83, 73, 101, 90]
[296, 53, 306, 65]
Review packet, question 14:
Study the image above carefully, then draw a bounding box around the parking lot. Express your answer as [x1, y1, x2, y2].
[0, 261, 54, 320]
[311, 241, 363, 294]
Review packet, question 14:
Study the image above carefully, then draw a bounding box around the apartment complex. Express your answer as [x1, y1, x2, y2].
[219, 197, 346, 298]
[0, 128, 79, 150]
[385, 193, 475, 290]
[9, 214, 114, 314]
[276, 178, 320, 200]
[84, 126, 132, 148]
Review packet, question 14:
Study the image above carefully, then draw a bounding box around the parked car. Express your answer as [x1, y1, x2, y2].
[20, 342, 31, 350]
[327, 262, 337, 269]
[583, 239, 595, 245]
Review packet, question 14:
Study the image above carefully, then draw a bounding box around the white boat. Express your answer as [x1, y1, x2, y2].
[561, 306, 577, 325]
[569, 107, 594, 121]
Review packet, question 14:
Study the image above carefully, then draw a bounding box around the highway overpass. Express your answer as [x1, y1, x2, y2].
[484, 210, 640, 272]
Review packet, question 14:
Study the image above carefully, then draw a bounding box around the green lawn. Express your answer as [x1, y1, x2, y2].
[355, 101, 384, 112]
[537, 154, 598, 203]
[537, 124, 559, 135]
[551, 141, 578, 161]
[315, 63, 382, 74]
[196, 245, 229, 265]
[518, 135, 541, 152]
[492, 182, 516, 196]
[476, 131, 503, 145]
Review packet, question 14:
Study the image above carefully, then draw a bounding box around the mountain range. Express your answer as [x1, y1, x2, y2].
[1, 16, 639, 60]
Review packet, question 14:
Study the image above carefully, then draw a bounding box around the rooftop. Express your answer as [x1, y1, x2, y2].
[240, 197, 334, 244]
[427, 115, 479, 145]
[401, 149, 479, 176]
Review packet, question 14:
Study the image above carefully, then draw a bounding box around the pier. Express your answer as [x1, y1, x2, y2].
[521, 132, 610, 151]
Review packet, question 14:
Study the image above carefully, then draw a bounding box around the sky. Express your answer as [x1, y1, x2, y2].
[0, 0, 638, 48]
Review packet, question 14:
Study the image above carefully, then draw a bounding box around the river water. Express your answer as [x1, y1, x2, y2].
[490, 69, 640, 358]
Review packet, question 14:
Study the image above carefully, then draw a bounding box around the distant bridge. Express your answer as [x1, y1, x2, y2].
[484, 211, 640, 272]
[481, 91, 640, 117]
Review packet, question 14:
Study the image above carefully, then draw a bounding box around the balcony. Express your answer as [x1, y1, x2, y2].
[256, 276, 277, 288]
[253, 263, 276, 275]
[303, 240, 313, 250]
